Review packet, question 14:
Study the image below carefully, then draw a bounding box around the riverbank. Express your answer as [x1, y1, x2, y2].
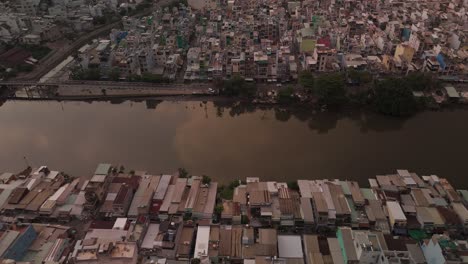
[6, 82, 468, 116]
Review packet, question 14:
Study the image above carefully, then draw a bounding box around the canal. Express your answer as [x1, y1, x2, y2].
[0, 100, 466, 186]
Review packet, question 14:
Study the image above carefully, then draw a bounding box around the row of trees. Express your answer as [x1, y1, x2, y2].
[299, 71, 348, 107]
[298, 71, 437, 117]
[217, 76, 257, 98]
[70, 67, 101, 81]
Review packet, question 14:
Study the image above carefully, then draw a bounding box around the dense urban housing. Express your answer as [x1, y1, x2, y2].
[0, 165, 467, 263]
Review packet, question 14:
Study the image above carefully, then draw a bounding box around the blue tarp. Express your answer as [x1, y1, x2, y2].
[402, 28, 411, 41]
[437, 53, 446, 70]
[116, 31, 128, 43]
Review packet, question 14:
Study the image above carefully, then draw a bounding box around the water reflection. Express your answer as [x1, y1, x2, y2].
[212, 100, 408, 134]
[0, 99, 465, 186]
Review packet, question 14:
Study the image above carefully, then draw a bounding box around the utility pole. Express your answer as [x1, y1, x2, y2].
[23, 156, 30, 168]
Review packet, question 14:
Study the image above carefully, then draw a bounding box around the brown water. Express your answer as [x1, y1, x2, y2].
[0, 100, 466, 186]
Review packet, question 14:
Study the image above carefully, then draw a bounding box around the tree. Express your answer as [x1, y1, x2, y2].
[87, 68, 101, 80]
[299, 71, 315, 91]
[372, 77, 419, 117]
[93, 16, 107, 25]
[70, 66, 85, 80]
[287, 181, 299, 191]
[214, 204, 224, 215]
[202, 175, 211, 185]
[219, 75, 257, 98]
[228, 180, 240, 189]
[347, 69, 372, 84]
[315, 73, 347, 107]
[178, 168, 189, 178]
[119, 9, 127, 16]
[109, 67, 120, 81]
[404, 72, 437, 91]
[277, 86, 296, 104]
[128, 74, 142, 82]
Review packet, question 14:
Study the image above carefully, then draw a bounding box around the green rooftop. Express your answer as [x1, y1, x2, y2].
[409, 230, 428, 241]
[339, 181, 351, 196]
[458, 189, 468, 201]
[360, 188, 377, 200]
[95, 163, 112, 175]
[300, 39, 316, 53]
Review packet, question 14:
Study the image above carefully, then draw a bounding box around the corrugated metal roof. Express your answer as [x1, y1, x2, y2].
[185, 179, 200, 210]
[300, 198, 314, 224]
[386, 201, 406, 221]
[176, 227, 195, 257]
[339, 181, 351, 196]
[154, 175, 171, 201]
[171, 178, 187, 204]
[360, 188, 377, 201]
[160, 185, 175, 212]
[203, 183, 217, 216]
[218, 226, 232, 256]
[0, 230, 20, 256]
[452, 203, 468, 222]
[459, 190, 468, 203]
[233, 185, 247, 205]
[141, 224, 160, 249]
[194, 226, 210, 258]
[278, 235, 303, 258]
[298, 180, 312, 198]
[327, 238, 344, 264]
[128, 175, 160, 217]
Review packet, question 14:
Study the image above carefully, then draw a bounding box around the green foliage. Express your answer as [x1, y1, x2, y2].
[372, 77, 419, 117]
[299, 71, 315, 90]
[241, 215, 249, 224]
[127, 74, 142, 82]
[164, 0, 188, 9]
[202, 175, 211, 185]
[277, 86, 297, 104]
[404, 72, 438, 91]
[347, 69, 372, 84]
[287, 181, 299, 191]
[70, 67, 101, 81]
[141, 73, 171, 83]
[219, 186, 234, 200]
[20, 45, 51, 60]
[218, 76, 257, 98]
[214, 204, 224, 215]
[108, 67, 120, 81]
[315, 73, 348, 107]
[348, 90, 371, 106]
[178, 168, 189, 178]
[218, 180, 240, 200]
[228, 180, 240, 189]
